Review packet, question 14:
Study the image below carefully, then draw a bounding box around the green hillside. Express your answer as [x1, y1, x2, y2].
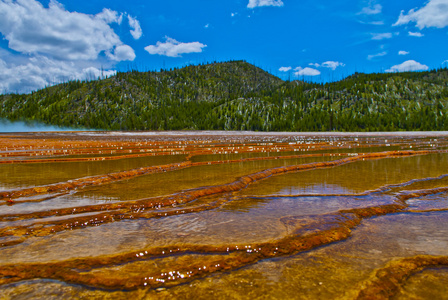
[1, 60, 448, 131]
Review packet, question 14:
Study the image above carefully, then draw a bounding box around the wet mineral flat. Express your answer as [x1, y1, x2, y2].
[0, 131, 447, 299]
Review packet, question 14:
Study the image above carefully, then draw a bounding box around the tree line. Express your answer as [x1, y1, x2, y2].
[1, 61, 447, 131]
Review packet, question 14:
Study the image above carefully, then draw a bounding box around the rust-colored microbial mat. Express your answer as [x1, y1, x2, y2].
[1, 131, 448, 299]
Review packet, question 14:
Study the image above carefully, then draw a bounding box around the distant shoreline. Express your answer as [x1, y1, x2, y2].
[2, 130, 448, 138]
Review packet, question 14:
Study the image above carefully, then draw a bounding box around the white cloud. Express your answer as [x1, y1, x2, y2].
[0, 0, 134, 61]
[294, 67, 321, 76]
[231, 12, 237, 17]
[321, 61, 345, 70]
[117, 14, 123, 25]
[307, 61, 345, 70]
[279, 66, 292, 72]
[371, 32, 393, 40]
[0, 56, 116, 94]
[81, 67, 117, 80]
[107, 45, 136, 61]
[204, 24, 210, 28]
[408, 31, 424, 37]
[247, 0, 284, 9]
[398, 50, 410, 55]
[368, 21, 385, 25]
[128, 15, 142, 40]
[97, 8, 122, 24]
[386, 60, 429, 73]
[144, 37, 207, 57]
[0, 0, 135, 93]
[359, 2, 382, 15]
[394, 0, 448, 29]
[367, 51, 387, 60]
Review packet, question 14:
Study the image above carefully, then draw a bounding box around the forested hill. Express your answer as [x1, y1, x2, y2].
[1, 60, 448, 131]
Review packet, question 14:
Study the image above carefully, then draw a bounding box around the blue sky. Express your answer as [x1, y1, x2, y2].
[0, 0, 447, 93]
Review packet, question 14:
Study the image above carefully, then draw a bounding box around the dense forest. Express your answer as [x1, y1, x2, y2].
[1, 60, 448, 131]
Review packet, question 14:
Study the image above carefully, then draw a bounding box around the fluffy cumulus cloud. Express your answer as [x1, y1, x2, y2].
[128, 15, 142, 40]
[386, 60, 429, 73]
[394, 0, 448, 29]
[108, 45, 136, 61]
[145, 37, 207, 57]
[0, 56, 116, 94]
[0, 0, 134, 61]
[0, 0, 136, 93]
[96, 8, 123, 24]
[398, 50, 410, 55]
[279, 66, 292, 72]
[294, 67, 321, 76]
[321, 61, 345, 70]
[247, 0, 284, 9]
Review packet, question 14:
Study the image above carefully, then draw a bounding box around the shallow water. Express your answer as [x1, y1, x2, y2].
[0, 132, 447, 299]
[0, 155, 186, 190]
[237, 153, 448, 195]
